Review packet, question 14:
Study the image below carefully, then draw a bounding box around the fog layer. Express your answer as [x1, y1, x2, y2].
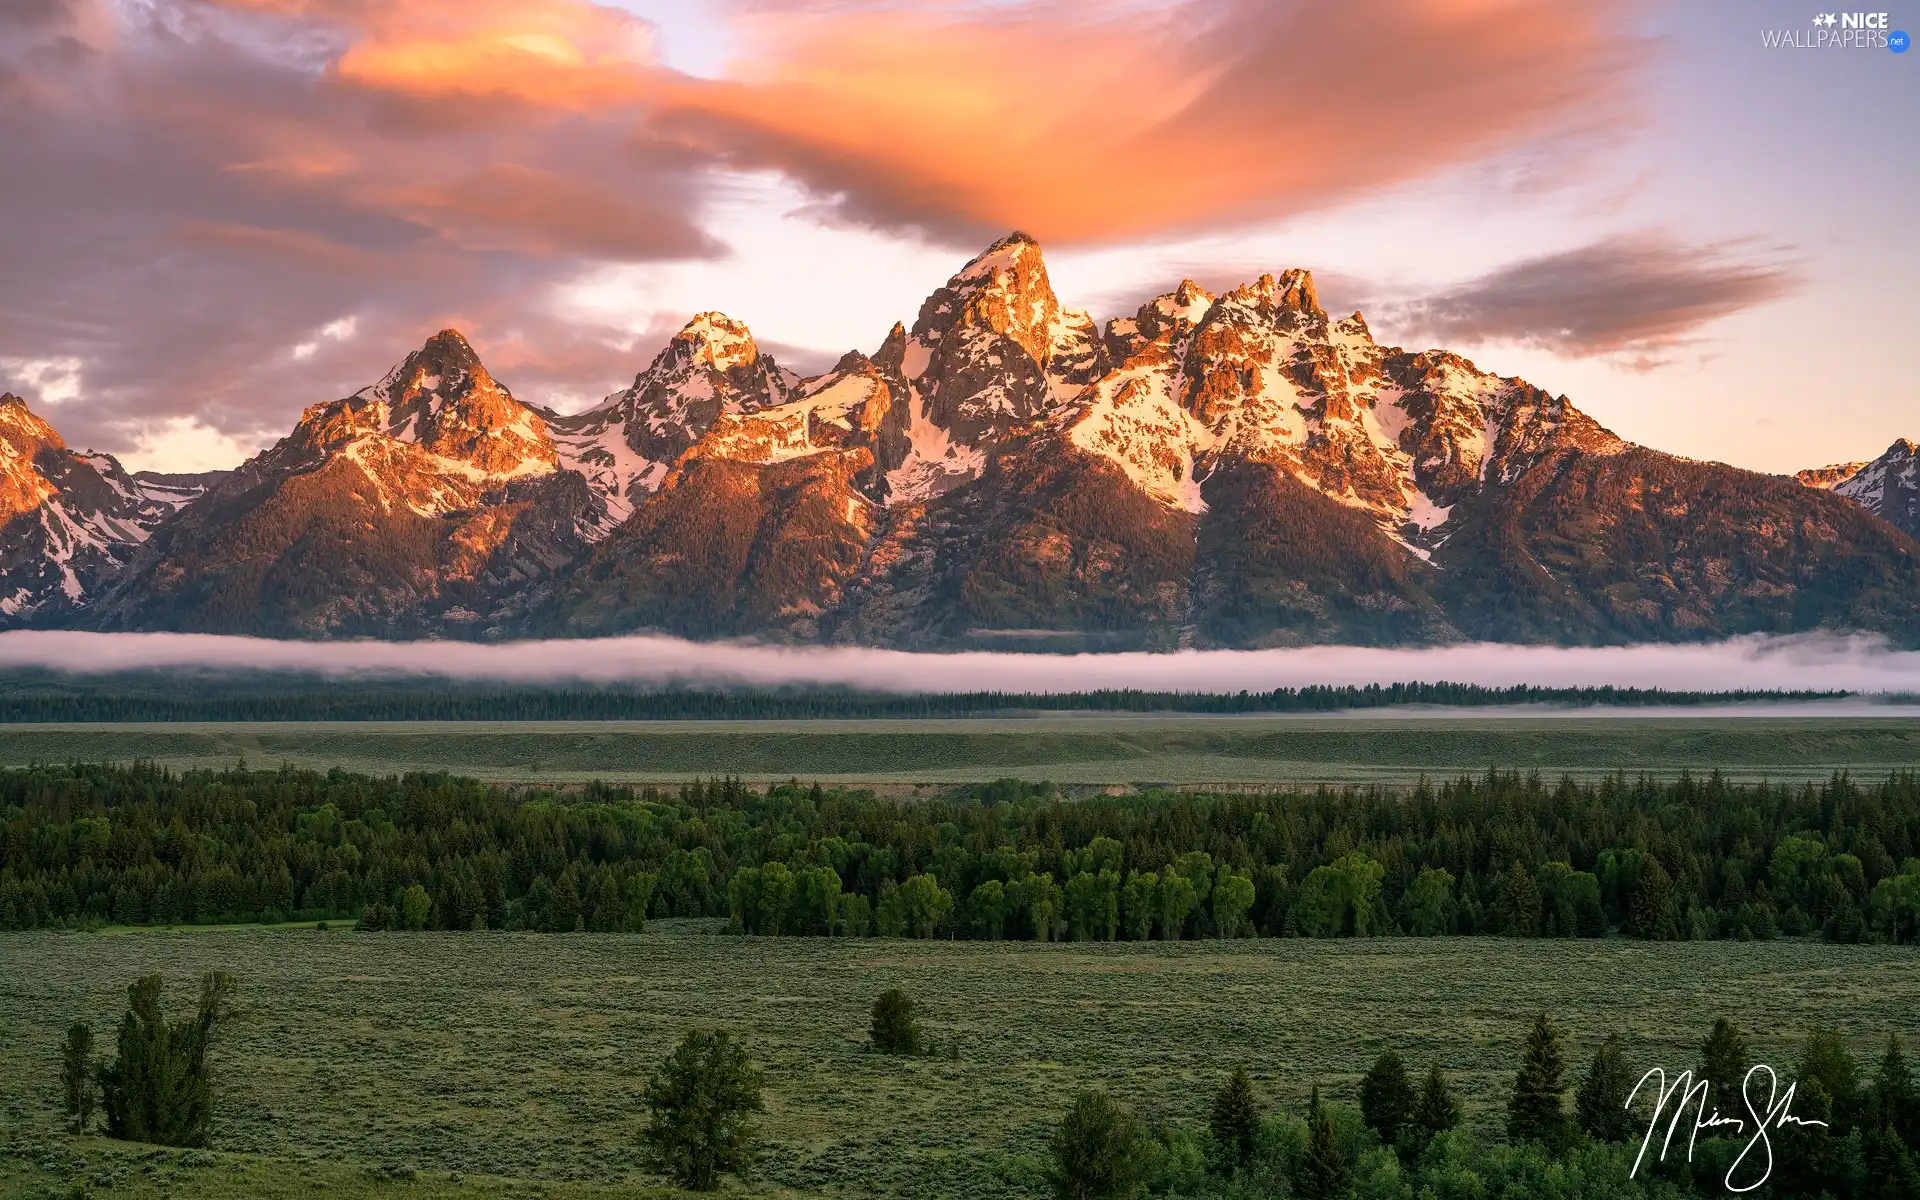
[2, 632, 1918, 695]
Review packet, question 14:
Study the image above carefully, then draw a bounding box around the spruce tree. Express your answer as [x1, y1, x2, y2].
[1574, 1035, 1634, 1142]
[61, 1022, 95, 1133]
[1208, 1066, 1259, 1174]
[1873, 1034, 1915, 1147]
[1414, 1063, 1462, 1142]
[1699, 1018, 1751, 1119]
[1797, 1028, 1860, 1131]
[1507, 1013, 1571, 1155]
[1358, 1048, 1415, 1148]
[1630, 855, 1679, 940]
[1048, 1089, 1147, 1200]
[1294, 1087, 1353, 1200]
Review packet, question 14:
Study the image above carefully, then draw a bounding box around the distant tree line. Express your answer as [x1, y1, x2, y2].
[0, 677, 1859, 723]
[3, 763, 1920, 945]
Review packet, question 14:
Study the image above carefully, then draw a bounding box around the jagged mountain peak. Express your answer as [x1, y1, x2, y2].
[659, 312, 763, 374]
[265, 331, 559, 481]
[914, 230, 1077, 369]
[0, 391, 64, 450]
[1227, 268, 1323, 319]
[873, 322, 908, 374]
[1816, 436, 1920, 540]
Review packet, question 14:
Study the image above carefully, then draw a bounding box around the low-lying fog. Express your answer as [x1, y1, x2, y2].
[2, 631, 1919, 700]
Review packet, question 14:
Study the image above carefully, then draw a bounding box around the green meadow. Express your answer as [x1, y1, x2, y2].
[3, 927, 1917, 1198]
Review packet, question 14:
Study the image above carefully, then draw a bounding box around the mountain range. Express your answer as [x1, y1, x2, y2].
[4, 233, 1918, 648]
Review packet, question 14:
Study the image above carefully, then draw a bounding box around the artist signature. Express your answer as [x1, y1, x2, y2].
[1628, 1064, 1829, 1193]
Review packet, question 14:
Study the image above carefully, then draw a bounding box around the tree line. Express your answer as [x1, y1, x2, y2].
[0, 677, 1854, 723]
[3, 763, 1919, 946]
[1034, 1011, 1920, 1199]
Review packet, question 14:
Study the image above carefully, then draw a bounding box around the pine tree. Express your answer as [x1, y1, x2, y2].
[1208, 1066, 1259, 1174]
[1507, 1013, 1572, 1155]
[1873, 1034, 1916, 1147]
[97, 971, 234, 1147]
[1797, 1028, 1859, 1131]
[1048, 1089, 1147, 1200]
[1294, 1087, 1353, 1200]
[1574, 1035, 1634, 1142]
[1699, 1018, 1751, 1119]
[1358, 1048, 1415, 1148]
[1414, 1063, 1462, 1142]
[640, 1029, 763, 1191]
[61, 1022, 95, 1133]
[1630, 855, 1679, 940]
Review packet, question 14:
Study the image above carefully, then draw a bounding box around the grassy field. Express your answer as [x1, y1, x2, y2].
[0, 713, 1919, 786]
[2, 926, 1917, 1198]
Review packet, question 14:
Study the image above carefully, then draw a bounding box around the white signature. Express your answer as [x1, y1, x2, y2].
[1628, 1064, 1829, 1193]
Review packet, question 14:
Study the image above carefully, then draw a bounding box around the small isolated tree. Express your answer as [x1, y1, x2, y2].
[1294, 1087, 1353, 1200]
[1574, 1035, 1634, 1143]
[1414, 1063, 1462, 1143]
[1507, 1013, 1572, 1155]
[97, 971, 235, 1147]
[1048, 1089, 1147, 1200]
[1699, 1018, 1752, 1119]
[1209, 1066, 1259, 1174]
[640, 1030, 763, 1191]
[1359, 1048, 1415, 1149]
[62, 1022, 95, 1133]
[870, 988, 921, 1055]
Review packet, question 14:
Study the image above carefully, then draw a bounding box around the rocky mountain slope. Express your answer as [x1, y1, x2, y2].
[8, 234, 1920, 646]
[1800, 440, 1920, 541]
[0, 394, 217, 621]
[89, 332, 596, 637]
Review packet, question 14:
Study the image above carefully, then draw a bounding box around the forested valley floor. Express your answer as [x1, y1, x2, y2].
[4, 763, 1920, 1198]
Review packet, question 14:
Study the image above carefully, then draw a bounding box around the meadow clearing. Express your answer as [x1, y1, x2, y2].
[0, 713, 1918, 786]
[2, 926, 1916, 1198]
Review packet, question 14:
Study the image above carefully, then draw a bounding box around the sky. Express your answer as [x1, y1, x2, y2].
[0, 0, 1912, 476]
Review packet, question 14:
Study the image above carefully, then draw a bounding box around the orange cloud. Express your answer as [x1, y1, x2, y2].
[651, 0, 1642, 244]
[203, 0, 659, 109]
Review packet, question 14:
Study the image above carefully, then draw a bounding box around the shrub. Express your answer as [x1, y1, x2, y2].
[870, 988, 920, 1055]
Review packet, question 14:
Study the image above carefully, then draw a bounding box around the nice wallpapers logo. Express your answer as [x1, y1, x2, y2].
[1763, 11, 1911, 49]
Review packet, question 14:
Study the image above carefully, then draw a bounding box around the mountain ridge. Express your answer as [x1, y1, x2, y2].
[7, 233, 1919, 648]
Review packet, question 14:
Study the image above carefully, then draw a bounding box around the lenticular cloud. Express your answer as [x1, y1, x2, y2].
[1, 631, 1919, 696]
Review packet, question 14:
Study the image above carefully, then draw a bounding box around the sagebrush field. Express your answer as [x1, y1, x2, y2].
[3, 927, 1916, 1198]
[1, 713, 1919, 785]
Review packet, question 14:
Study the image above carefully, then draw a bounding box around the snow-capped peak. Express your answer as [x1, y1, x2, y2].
[662, 312, 764, 374]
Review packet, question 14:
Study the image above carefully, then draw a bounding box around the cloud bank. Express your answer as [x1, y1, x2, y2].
[0, 0, 1642, 463]
[1386, 233, 1798, 365]
[3, 631, 1919, 696]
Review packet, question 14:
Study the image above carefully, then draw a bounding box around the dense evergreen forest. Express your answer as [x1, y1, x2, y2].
[4, 763, 1919, 944]
[0, 674, 1859, 722]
